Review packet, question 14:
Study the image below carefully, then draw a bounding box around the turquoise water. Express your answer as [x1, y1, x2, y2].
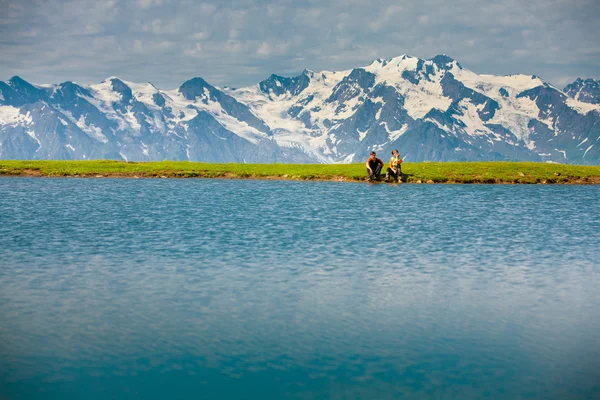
[0, 178, 599, 399]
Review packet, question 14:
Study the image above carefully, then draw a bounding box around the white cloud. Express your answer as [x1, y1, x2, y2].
[185, 42, 203, 57]
[293, 7, 324, 27]
[15, 29, 39, 37]
[141, 18, 181, 34]
[138, 0, 166, 9]
[385, 5, 403, 16]
[1, 0, 599, 89]
[256, 41, 289, 57]
[193, 32, 208, 40]
[368, 21, 381, 32]
[556, 76, 577, 86]
[198, 3, 217, 15]
[133, 39, 144, 53]
[266, 4, 284, 19]
[84, 23, 101, 34]
[223, 40, 244, 54]
[257, 42, 272, 57]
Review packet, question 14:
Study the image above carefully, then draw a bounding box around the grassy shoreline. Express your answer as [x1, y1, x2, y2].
[1, 160, 600, 184]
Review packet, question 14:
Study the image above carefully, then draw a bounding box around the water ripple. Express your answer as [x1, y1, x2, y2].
[0, 179, 599, 399]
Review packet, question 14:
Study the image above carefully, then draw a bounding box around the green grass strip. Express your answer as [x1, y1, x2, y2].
[1, 160, 599, 184]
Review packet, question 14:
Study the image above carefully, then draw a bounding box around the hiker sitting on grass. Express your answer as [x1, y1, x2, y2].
[366, 151, 384, 182]
[386, 149, 403, 182]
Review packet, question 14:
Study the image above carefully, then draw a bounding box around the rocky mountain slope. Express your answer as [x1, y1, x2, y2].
[1, 55, 599, 164]
[564, 78, 600, 105]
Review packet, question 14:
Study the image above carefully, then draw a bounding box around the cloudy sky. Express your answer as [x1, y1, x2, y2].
[1, 0, 599, 89]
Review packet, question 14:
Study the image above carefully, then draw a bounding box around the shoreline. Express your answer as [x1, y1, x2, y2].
[2, 169, 600, 185]
[1, 160, 600, 184]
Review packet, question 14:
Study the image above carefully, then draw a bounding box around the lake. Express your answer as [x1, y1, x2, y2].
[0, 178, 599, 399]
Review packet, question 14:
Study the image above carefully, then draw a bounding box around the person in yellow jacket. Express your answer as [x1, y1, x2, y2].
[385, 149, 403, 182]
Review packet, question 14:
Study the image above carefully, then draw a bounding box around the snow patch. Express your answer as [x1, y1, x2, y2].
[577, 138, 588, 147]
[123, 110, 141, 131]
[402, 83, 452, 119]
[565, 97, 600, 115]
[0, 106, 33, 124]
[387, 124, 408, 142]
[26, 129, 40, 145]
[124, 80, 161, 107]
[90, 79, 124, 104]
[163, 88, 267, 144]
[526, 140, 536, 150]
[425, 118, 451, 133]
[456, 100, 492, 136]
[74, 115, 109, 143]
[457, 71, 544, 94]
[342, 153, 355, 163]
[358, 128, 369, 141]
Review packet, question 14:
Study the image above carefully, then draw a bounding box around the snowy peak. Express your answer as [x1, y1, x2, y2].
[50, 81, 94, 110]
[177, 77, 270, 134]
[259, 72, 311, 99]
[8, 76, 37, 90]
[57, 81, 92, 98]
[151, 92, 166, 107]
[564, 78, 600, 104]
[107, 78, 133, 104]
[88, 77, 136, 106]
[6, 76, 49, 104]
[178, 77, 214, 101]
[429, 54, 463, 71]
[0, 81, 26, 106]
[364, 54, 461, 72]
[326, 68, 376, 104]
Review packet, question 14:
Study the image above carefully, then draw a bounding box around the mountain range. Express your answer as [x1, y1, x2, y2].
[1, 54, 599, 164]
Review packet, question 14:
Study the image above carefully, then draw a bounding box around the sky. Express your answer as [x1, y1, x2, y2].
[1, 0, 599, 89]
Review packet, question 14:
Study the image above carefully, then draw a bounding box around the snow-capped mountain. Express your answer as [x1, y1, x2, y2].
[564, 78, 600, 105]
[1, 54, 599, 164]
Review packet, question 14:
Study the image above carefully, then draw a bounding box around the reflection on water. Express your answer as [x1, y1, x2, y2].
[0, 179, 599, 399]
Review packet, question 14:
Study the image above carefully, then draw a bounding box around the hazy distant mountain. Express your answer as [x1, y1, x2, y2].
[1, 55, 599, 164]
[564, 78, 600, 105]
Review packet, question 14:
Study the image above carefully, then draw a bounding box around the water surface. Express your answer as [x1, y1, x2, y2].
[0, 179, 599, 399]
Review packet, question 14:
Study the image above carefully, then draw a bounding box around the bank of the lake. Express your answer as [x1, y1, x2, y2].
[1, 160, 600, 184]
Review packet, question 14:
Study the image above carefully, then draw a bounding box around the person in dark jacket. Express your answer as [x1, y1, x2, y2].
[366, 151, 384, 182]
